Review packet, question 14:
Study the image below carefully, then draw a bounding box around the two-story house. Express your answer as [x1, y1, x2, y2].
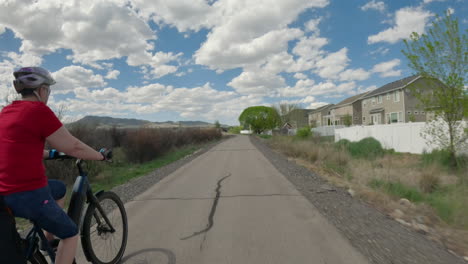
[361, 75, 435, 125]
[329, 92, 369, 126]
[285, 109, 315, 128]
[308, 104, 335, 127]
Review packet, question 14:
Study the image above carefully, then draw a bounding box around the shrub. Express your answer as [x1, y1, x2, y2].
[228, 126, 242, 134]
[422, 149, 468, 171]
[334, 139, 351, 150]
[296, 126, 312, 139]
[347, 137, 384, 159]
[369, 179, 424, 202]
[419, 170, 440, 193]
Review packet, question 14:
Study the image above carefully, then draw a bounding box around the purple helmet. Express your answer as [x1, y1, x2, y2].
[13, 67, 56, 93]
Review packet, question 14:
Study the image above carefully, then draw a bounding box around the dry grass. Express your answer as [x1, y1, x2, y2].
[267, 135, 468, 257]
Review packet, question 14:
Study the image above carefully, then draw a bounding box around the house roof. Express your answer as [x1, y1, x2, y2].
[331, 92, 369, 109]
[309, 104, 334, 114]
[363, 75, 421, 99]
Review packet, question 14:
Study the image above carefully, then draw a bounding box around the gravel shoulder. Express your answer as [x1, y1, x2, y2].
[250, 136, 466, 264]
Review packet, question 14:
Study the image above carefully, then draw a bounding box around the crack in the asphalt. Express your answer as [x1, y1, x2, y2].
[129, 193, 300, 202]
[210, 149, 256, 151]
[180, 173, 231, 242]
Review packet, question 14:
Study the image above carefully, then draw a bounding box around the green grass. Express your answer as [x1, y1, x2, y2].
[369, 179, 468, 229]
[90, 144, 201, 192]
[369, 179, 425, 202]
[258, 134, 272, 139]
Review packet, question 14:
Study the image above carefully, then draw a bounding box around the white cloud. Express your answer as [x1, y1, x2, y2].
[196, 28, 303, 70]
[338, 68, 371, 81]
[294, 73, 307, 79]
[357, 85, 377, 94]
[361, 1, 386, 12]
[304, 18, 322, 34]
[0, 0, 181, 79]
[193, 0, 329, 70]
[368, 7, 433, 44]
[446, 7, 454, 15]
[228, 70, 286, 96]
[105, 70, 120, 79]
[292, 36, 328, 61]
[130, 0, 214, 32]
[53, 66, 107, 94]
[371, 59, 401, 77]
[370, 47, 390, 56]
[423, 0, 446, 3]
[314, 48, 349, 79]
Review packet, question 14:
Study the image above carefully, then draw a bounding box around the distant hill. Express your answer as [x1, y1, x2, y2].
[69, 116, 220, 128]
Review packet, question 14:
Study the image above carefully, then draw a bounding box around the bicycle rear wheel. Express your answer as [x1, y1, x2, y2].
[81, 191, 128, 264]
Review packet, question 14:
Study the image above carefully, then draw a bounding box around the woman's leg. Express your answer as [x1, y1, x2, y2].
[55, 234, 79, 264]
[44, 180, 68, 243]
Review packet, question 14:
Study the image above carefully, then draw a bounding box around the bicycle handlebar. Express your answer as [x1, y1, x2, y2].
[45, 148, 112, 161]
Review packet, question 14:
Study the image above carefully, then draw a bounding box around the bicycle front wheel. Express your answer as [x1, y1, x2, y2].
[81, 191, 128, 264]
[27, 250, 47, 264]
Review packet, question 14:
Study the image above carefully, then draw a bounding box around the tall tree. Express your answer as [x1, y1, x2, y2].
[402, 12, 467, 166]
[239, 106, 281, 134]
[273, 103, 299, 125]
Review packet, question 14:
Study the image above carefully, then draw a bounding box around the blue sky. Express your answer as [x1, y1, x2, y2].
[0, 0, 466, 125]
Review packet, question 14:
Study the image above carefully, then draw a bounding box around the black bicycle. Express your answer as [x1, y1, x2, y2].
[23, 151, 128, 264]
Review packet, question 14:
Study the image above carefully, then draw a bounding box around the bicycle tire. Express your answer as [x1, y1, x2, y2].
[81, 191, 128, 264]
[27, 250, 48, 264]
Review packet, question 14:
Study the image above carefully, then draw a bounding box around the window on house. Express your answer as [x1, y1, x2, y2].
[407, 111, 411, 115]
[387, 93, 390, 100]
[390, 112, 398, 123]
[378, 95, 382, 103]
[363, 100, 366, 107]
[414, 111, 419, 115]
[386, 114, 390, 124]
[421, 111, 425, 114]
[398, 112, 403, 122]
[363, 116, 366, 123]
[372, 98, 376, 106]
[394, 90, 400, 102]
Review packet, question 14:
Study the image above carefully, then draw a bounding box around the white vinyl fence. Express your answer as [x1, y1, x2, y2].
[335, 122, 467, 154]
[312, 125, 345, 137]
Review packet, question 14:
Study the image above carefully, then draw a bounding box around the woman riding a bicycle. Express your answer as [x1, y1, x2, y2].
[0, 67, 108, 264]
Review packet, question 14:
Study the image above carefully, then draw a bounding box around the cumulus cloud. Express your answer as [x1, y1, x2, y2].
[314, 48, 349, 79]
[368, 7, 433, 44]
[338, 68, 371, 82]
[361, 1, 386, 12]
[228, 70, 286, 96]
[193, 0, 329, 70]
[304, 18, 322, 34]
[371, 59, 401, 77]
[294, 73, 307, 79]
[423, 0, 446, 3]
[53, 66, 107, 94]
[105, 70, 120, 79]
[0, 0, 181, 78]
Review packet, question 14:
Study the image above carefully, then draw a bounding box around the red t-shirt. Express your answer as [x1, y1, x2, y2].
[0, 101, 62, 195]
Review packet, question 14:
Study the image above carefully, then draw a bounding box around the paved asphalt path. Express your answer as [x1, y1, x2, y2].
[78, 136, 369, 264]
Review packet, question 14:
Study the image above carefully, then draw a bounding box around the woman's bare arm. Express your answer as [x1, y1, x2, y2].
[46, 126, 103, 160]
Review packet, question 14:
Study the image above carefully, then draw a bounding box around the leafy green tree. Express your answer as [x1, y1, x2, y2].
[239, 106, 281, 134]
[214, 120, 221, 129]
[343, 114, 352, 127]
[402, 12, 467, 167]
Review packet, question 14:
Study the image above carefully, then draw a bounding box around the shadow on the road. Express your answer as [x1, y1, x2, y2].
[120, 248, 176, 264]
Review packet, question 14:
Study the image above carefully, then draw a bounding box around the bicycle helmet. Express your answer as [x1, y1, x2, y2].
[13, 67, 56, 94]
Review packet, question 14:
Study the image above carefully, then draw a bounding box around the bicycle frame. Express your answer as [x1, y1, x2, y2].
[25, 158, 117, 263]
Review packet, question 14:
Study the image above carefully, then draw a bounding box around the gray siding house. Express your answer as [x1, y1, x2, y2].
[329, 92, 369, 126]
[361, 75, 436, 125]
[308, 104, 335, 127]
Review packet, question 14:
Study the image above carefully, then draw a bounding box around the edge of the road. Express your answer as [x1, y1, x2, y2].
[109, 135, 235, 205]
[249, 135, 466, 264]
